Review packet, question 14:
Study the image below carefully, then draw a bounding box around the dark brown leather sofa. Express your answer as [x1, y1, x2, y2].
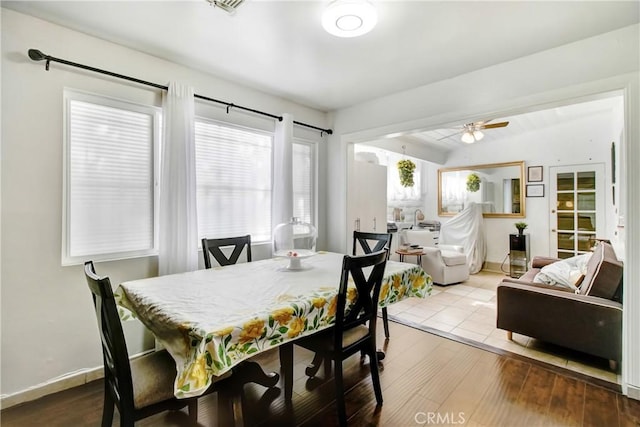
[496, 241, 623, 369]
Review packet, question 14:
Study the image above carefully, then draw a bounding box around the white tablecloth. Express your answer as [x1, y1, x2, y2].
[116, 251, 431, 397]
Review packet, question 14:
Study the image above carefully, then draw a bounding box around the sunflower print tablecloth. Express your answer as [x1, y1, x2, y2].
[115, 251, 431, 398]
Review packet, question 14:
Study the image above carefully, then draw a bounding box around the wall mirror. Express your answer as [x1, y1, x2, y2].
[438, 161, 525, 218]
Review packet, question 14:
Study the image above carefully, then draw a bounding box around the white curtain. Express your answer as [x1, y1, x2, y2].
[272, 113, 294, 231]
[159, 82, 199, 275]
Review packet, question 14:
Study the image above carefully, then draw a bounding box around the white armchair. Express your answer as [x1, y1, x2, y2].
[404, 230, 469, 285]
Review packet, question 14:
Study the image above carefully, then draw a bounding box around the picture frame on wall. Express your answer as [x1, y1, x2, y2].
[526, 184, 544, 197]
[527, 165, 543, 182]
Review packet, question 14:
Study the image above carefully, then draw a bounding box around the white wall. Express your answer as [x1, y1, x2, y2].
[0, 9, 328, 400]
[326, 25, 639, 396]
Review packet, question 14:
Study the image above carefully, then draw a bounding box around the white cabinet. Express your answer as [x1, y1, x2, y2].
[348, 161, 387, 238]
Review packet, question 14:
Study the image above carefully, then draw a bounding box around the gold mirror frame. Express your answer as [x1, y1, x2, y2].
[438, 161, 526, 218]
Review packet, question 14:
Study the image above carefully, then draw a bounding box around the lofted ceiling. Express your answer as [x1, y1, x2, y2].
[407, 95, 625, 152]
[2, 0, 639, 112]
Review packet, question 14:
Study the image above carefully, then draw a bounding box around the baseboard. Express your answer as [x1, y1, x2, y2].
[482, 262, 508, 274]
[0, 366, 104, 409]
[627, 384, 640, 400]
[0, 349, 153, 410]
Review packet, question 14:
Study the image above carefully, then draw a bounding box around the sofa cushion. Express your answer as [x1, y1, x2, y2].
[579, 242, 623, 300]
[440, 250, 467, 266]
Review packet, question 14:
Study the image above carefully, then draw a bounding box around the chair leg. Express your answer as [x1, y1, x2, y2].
[382, 307, 390, 338]
[324, 356, 332, 378]
[279, 343, 294, 402]
[334, 359, 347, 427]
[101, 389, 115, 427]
[187, 400, 198, 423]
[368, 346, 383, 405]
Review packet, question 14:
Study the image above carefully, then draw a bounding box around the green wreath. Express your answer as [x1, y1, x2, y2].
[466, 173, 481, 192]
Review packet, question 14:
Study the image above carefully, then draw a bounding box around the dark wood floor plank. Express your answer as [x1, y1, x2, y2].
[546, 375, 586, 427]
[415, 341, 479, 405]
[583, 383, 620, 427]
[465, 357, 531, 426]
[618, 393, 640, 427]
[510, 365, 556, 426]
[1, 323, 636, 427]
[435, 349, 502, 423]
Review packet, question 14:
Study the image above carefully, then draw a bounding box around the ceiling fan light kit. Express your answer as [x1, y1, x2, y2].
[322, 0, 378, 38]
[461, 131, 475, 144]
[445, 120, 509, 143]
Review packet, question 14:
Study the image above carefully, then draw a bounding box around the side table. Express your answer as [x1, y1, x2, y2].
[396, 248, 426, 265]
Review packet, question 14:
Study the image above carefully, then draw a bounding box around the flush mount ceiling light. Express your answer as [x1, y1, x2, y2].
[322, 0, 378, 38]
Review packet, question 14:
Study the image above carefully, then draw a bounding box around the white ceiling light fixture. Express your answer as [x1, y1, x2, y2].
[460, 124, 485, 143]
[322, 0, 378, 38]
[461, 131, 475, 144]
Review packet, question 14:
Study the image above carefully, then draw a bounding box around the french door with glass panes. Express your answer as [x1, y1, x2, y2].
[549, 164, 605, 259]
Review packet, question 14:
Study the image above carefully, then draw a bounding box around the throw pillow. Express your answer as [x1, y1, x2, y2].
[533, 253, 592, 291]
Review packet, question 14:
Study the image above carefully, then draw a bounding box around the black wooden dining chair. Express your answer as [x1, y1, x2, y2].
[279, 250, 387, 426]
[352, 230, 393, 338]
[202, 235, 252, 268]
[84, 261, 239, 426]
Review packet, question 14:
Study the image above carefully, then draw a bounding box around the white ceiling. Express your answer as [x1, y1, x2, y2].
[404, 94, 624, 152]
[3, 0, 639, 112]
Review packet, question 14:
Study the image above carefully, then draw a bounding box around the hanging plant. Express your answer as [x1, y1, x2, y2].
[466, 173, 481, 192]
[397, 159, 416, 187]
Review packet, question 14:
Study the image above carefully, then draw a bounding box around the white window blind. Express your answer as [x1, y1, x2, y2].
[195, 120, 272, 242]
[292, 141, 314, 224]
[63, 92, 158, 264]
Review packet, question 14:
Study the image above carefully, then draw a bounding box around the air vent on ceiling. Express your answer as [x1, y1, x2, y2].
[206, 0, 244, 13]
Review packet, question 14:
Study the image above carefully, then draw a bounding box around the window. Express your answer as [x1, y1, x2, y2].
[292, 141, 315, 225]
[64, 90, 313, 261]
[63, 90, 160, 265]
[195, 119, 272, 242]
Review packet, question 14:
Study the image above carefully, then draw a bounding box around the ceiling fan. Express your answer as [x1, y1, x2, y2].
[438, 120, 509, 143]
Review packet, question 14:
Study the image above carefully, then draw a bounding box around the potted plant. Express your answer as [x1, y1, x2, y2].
[515, 222, 528, 235]
[466, 173, 481, 192]
[397, 159, 416, 187]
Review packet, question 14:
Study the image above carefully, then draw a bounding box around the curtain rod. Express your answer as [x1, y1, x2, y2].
[27, 49, 333, 136]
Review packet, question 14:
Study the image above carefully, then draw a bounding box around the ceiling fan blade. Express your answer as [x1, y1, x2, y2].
[480, 121, 509, 129]
[436, 130, 464, 141]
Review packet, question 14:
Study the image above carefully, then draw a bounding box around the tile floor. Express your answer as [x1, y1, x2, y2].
[387, 270, 619, 384]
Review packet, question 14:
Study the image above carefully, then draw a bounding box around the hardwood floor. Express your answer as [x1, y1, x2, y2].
[2, 321, 639, 426]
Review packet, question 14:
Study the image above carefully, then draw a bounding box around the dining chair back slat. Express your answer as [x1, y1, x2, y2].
[352, 231, 392, 259]
[352, 230, 393, 338]
[202, 235, 252, 268]
[334, 250, 387, 352]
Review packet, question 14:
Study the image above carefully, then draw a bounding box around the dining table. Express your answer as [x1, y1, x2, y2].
[115, 251, 432, 398]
